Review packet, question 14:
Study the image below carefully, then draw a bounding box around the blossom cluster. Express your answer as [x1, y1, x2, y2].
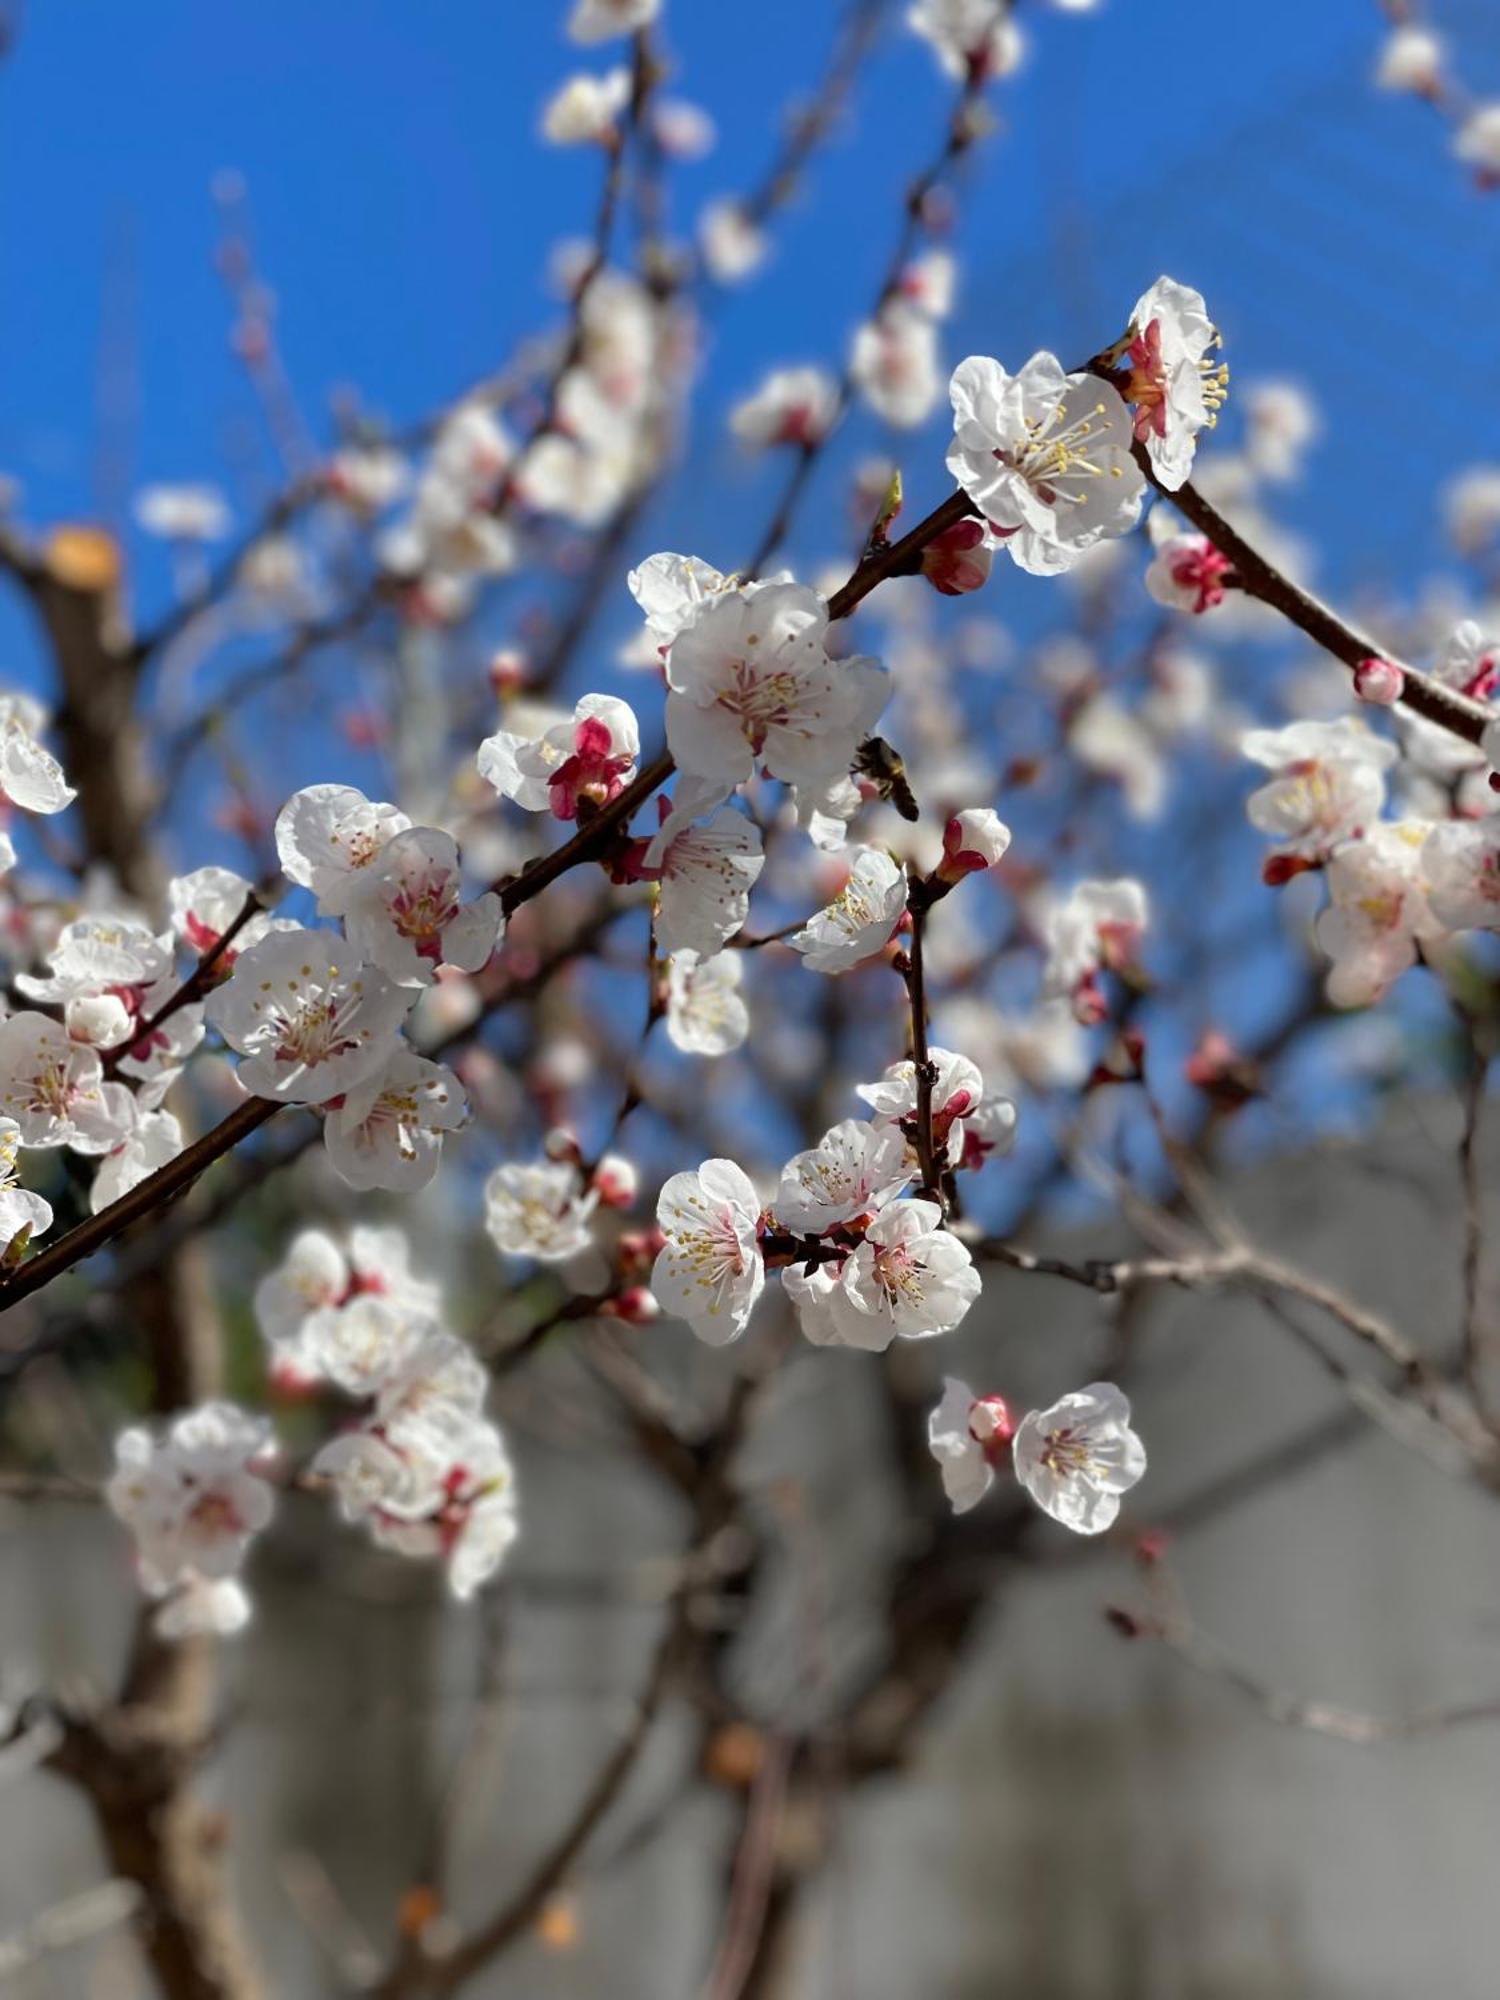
[651, 1045, 1015, 1350]
[1233, 670, 1500, 1007]
[105, 1225, 519, 1632]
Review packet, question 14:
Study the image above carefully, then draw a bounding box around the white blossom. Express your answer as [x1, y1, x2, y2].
[316, 1405, 517, 1600]
[939, 807, 1012, 877]
[779, 1257, 842, 1345]
[568, 0, 659, 43]
[928, 1376, 1014, 1513]
[1425, 815, 1500, 931]
[1043, 880, 1148, 1017]
[773, 1118, 912, 1234]
[301, 1292, 430, 1399]
[731, 367, 841, 449]
[665, 950, 750, 1055]
[628, 551, 733, 662]
[543, 68, 631, 145]
[788, 847, 906, 973]
[106, 1402, 276, 1620]
[1013, 1382, 1146, 1534]
[485, 1159, 599, 1263]
[134, 483, 230, 541]
[826, 1200, 980, 1348]
[1446, 466, 1500, 553]
[1456, 104, 1500, 179]
[254, 1226, 438, 1385]
[14, 915, 172, 1006]
[169, 866, 279, 963]
[342, 827, 502, 986]
[1120, 277, 1226, 492]
[1068, 695, 1167, 821]
[324, 443, 409, 516]
[0, 694, 73, 816]
[1434, 620, 1499, 701]
[325, 1049, 469, 1191]
[1242, 379, 1320, 484]
[652, 1157, 765, 1343]
[665, 580, 888, 792]
[648, 801, 764, 957]
[947, 353, 1145, 575]
[0, 1013, 135, 1153]
[205, 931, 413, 1104]
[1375, 23, 1443, 93]
[274, 784, 411, 916]
[91, 1108, 183, 1212]
[851, 302, 943, 429]
[1241, 718, 1396, 864]
[1316, 823, 1437, 1007]
[0, 1117, 50, 1259]
[479, 693, 639, 819]
[856, 1047, 987, 1167]
[907, 0, 1024, 81]
[154, 1577, 253, 1640]
[699, 200, 766, 284]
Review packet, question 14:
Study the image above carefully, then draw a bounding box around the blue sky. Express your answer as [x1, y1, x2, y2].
[2, 0, 1495, 608]
[0, 0, 1497, 901]
[0, 0, 1495, 1198]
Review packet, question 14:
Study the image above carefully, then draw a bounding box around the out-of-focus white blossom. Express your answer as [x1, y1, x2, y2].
[730, 366, 841, 449]
[485, 1159, 599, 1263]
[568, 0, 659, 44]
[907, 0, 1024, 80]
[665, 950, 750, 1055]
[543, 68, 632, 145]
[1241, 718, 1396, 867]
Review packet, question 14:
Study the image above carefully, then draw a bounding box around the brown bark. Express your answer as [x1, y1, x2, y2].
[20, 536, 264, 2000]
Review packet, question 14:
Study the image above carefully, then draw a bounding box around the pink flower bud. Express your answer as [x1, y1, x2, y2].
[969, 1393, 1015, 1456]
[921, 518, 992, 597]
[1353, 656, 1404, 706]
[603, 1285, 660, 1325]
[938, 806, 1012, 881]
[488, 649, 528, 698]
[543, 1125, 582, 1166]
[592, 1152, 639, 1209]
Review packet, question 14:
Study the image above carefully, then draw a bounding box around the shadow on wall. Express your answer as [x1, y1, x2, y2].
[2, 1095, 1499, 1998]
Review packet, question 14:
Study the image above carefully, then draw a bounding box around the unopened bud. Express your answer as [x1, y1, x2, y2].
[592, 1152, 639, 1209]
[921, 517, 992, 597]
[968, 1393, 1015, 1453]
[543, 1125, 582, 1166]
[489, 649, 528, 698]
[938, 806, 1012, 881]
[65, 993, 133, 1049]
[602, 1285, 660, 1325]
[1353, 656, 1404, 707]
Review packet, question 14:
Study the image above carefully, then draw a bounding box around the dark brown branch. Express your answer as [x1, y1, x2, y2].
[102, 890, 265, 1080]
[0, 1097, 285, 1314]
[900, 873, 942, 1204]
[1145, 452, 1492, 745]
